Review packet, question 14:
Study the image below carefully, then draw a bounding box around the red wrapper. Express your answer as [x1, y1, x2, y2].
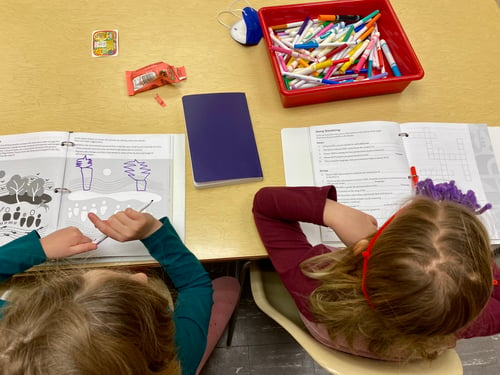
[125, 62, 187, 96]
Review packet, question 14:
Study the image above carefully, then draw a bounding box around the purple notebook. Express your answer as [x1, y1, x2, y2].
[182, 92, 263, 188]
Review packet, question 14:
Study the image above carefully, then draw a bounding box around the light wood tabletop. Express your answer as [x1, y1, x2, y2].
[1, 0, 499, 264]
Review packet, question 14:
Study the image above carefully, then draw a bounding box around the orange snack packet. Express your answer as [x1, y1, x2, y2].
[125, 62, 187, 96]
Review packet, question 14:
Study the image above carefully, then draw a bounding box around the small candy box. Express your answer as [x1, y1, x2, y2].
[92, 30, 119, 57]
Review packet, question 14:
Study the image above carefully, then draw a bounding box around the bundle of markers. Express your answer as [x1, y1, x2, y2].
[267, 10, 401, 90]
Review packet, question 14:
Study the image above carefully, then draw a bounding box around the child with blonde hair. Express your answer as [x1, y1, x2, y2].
[0, 207, 228, 375]
[252, 180, 499, 361]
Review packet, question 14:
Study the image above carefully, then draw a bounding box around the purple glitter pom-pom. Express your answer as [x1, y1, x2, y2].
[415, 178, 492, 215]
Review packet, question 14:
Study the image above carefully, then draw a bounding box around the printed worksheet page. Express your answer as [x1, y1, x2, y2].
[62, 132, 175, 258]
[310, 121, 413, 240]
[0, 131, 69, 245]
[400, 122, 486, 200]
[310, 121, 412, 242]
[400, 122, 500, 241]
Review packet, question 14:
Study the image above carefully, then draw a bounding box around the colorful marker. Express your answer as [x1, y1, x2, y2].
[342, 25, 355, 42]
[283, 72, 348, 84]
[346, 68, 369, 74]
[353, 33, 379, 73]
[376, 38, 385, 72]
[307, 22, 335, 41]
[275, 52, 288, 73]
[357, 26, 375, 43]
[294, 59, 338, 75]
[326, 73, 359, 81]
[365, 13, 381, 29]
[380, 39, 401, 76]
[362, 71, 389, 80]
[292, 16, 311, 45]
[323, 43, 350, 59]
[367, 59, 373, 77]
[271, 45, 316, 61]
[409, 166, 419, 188]
[268, 27, 289, 49]
[271, 21, 305, 30]
[266, 9, 394, 90]
[318, 15, 362, 23]
[353, 9, 380, 28]
[338, 39, 369, 73]
[294, 41, 356, 49]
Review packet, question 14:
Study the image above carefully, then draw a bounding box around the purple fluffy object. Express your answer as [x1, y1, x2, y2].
[415, 178, 492, 215]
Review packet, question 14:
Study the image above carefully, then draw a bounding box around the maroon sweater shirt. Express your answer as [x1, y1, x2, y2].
[252, 186, 500, 341]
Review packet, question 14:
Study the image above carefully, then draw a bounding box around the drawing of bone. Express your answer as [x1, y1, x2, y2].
[76, 155, 94, 191]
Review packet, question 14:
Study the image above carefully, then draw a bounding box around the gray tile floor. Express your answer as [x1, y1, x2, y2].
[200, 256, 500, 375]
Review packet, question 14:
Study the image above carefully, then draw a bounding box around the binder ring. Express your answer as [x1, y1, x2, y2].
[54, 187, 71, 193]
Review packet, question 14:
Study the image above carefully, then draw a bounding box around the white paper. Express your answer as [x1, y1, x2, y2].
[309, 121, 412, 224]
[0, 132, 68, 245]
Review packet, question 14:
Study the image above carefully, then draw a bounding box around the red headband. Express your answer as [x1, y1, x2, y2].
[361, 212, 397, 308]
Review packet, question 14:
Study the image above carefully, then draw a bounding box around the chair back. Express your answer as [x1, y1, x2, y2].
[250, 261, 463, 375]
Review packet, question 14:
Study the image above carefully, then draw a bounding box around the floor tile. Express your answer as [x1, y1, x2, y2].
[229, 296, 296, 347]
[249, 342, 317, 375]
[201, 345, 250, 375]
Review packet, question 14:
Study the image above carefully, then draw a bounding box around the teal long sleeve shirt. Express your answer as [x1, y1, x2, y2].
[0, 218, 213, 375]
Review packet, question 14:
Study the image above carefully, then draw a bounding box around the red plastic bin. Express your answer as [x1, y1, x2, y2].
[258, 0, 424, 107]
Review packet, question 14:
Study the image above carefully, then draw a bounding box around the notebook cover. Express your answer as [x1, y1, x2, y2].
[182, 92, 263, 186]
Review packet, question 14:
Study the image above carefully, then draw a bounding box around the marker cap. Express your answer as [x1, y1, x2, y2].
[391, 65, 402, 77]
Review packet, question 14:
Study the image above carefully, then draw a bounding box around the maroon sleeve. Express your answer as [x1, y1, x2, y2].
[252, 186, 337, 320]
[456, 262, 500, 338]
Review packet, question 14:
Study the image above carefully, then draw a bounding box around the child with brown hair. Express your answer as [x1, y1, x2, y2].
[252, 180, 500, 361]
[0, 208, 223, 375]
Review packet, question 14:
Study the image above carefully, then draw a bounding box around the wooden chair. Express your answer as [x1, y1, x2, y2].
[249, 261, 463, 375]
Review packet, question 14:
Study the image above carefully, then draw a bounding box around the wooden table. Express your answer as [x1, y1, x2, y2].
[1, 0, 499, 263]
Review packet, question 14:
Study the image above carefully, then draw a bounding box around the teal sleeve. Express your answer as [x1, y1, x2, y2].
[0, 231, 47, 312]
[0, 231, 46, 282]
[141, 217, 213, 375]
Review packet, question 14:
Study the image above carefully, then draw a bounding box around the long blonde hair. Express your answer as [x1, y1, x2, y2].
[301, 197, 493, 360]
[0, 269, 180, 375]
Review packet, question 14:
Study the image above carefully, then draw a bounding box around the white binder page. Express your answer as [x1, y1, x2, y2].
[309, 121, 412, 224]
[400, 123, 486, 204]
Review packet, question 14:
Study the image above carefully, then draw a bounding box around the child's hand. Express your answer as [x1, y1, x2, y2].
[40, 227, 97, 259]
[88, 208, 162, 243]
[323, 199, 378, 247]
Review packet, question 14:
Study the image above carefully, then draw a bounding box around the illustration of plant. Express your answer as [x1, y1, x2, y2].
[0, 173, 51, 206]
[6, 175, 28, 203]
[26, 177, 45, 203]
[76, 155, 94, 191]
[123, 159, 151, 191]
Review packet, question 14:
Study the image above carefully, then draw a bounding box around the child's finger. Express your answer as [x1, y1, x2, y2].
[69, 242, 98, 255]
[88, 213, 126, 241]
[88, 212, 103, 226]
[123, 208, 145, 220]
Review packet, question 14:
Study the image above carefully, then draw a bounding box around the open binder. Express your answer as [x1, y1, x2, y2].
[0, 131, 185, 263]
[282, 121, 500, 245]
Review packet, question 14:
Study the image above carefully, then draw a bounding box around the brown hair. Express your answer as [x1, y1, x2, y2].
[0, 269, 180, 375]
[301, 196, 493, 360]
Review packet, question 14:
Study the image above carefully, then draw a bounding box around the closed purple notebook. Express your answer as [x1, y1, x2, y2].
[182, 92, 263, 188]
